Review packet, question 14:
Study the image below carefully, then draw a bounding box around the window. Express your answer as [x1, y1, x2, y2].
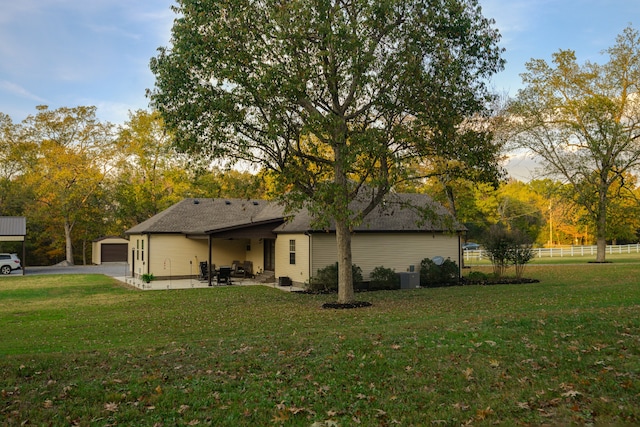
[136, 239, 145, 261]
[289, 239, 296, 265]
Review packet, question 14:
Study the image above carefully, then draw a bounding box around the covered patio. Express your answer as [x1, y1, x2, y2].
[198, 219, 282, 286]
[118, 274, 303, 292]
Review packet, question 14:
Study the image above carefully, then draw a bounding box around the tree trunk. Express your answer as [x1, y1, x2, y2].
[335, 219, 355, 304]
[595, 188, 608, 263]
[64, 220, 74, 265]
[595, 207, 607, 263]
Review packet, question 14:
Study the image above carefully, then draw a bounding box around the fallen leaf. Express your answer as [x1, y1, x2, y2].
[104, 402, 119, 412]
[463, 367, 474, 381]
[272, 411, 290, 423]
[475, 407, 494, 420]
[561, 390, 582, 398]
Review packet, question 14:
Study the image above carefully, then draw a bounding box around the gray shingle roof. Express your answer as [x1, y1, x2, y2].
[0, 216, 26, 236]
[125, 194, 462, 236]
[274, 192, 463, 233]
[125, 198, 285, 235]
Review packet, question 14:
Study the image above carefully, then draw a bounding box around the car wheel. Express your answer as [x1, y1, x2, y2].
[0, 265, 11, 275]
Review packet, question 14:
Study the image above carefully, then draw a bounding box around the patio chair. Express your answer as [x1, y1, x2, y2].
[199, 262, 209, 281]
[231, 261, 245, 278]
[217, 266, 232, 284]
[243, 261, 254, 278]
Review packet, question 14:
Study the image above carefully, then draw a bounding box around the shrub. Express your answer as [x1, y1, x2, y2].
[420, 258, 459, 287]
[482, 225, 512, 277]
[511, 243, 535, 279]
[308, 263, 363, 292]
[482, 225, 535, 278]
[369, 266, 400, 290]
[466, 271, 489, 283]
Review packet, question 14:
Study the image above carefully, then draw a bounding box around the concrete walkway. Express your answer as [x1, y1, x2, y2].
[117, 275, 305, 292]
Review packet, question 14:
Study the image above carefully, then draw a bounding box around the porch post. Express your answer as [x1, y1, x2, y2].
[208, 235, 212, 287]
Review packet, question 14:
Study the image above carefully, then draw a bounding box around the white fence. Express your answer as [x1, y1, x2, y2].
[464, 243, 640, 262]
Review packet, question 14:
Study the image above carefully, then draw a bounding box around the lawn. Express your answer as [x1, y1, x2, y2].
[1, 266, 638, 426]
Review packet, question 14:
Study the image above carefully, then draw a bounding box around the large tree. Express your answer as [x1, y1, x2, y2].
[22, 106, 115, 265]
[150, 0, 504, 303]
[112, 110, 193, 228]
[508, 26, 640, 262]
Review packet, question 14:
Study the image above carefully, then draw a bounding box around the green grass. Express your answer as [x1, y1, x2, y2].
[1, 267, 639, 426]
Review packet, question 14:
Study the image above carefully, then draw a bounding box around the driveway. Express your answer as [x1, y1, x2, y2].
[19, 262, 129, 278]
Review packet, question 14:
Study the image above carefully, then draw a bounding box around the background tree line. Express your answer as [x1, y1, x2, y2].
[0, 107, 271, 266]
[2, 105, 638, 267]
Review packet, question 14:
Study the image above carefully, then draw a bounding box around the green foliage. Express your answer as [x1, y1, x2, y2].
[483, 225, 512, 277]
[466, 270, 490, 282]
[141, 273, 155, 283]
[308, 263, 363, 292]
[369, 266, 400, 290]
[420, 258, 459, 287]
[510, 240, 535, 279]
[483, 225, 535, 278]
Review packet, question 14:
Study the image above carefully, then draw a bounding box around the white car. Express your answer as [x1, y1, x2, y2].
[0, 253, 21, 275]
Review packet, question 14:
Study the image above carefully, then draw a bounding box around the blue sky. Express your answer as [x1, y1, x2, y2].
[0, 0, 637, 131]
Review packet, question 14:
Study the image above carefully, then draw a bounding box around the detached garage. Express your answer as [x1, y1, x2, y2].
[92, 236, 129, 264]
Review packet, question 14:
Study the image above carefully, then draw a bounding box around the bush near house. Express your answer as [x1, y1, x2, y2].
[308, 263, 364, 292]
[369, 266, 400, 290]
[420, 258, 459, 287]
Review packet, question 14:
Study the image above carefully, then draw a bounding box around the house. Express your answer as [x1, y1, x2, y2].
[124, 193, 464, 286]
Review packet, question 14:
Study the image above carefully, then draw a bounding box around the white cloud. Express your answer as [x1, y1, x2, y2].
[0, 80, 47, 103]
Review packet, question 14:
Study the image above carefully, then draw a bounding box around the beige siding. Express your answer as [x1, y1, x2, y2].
[245, 238, 264, 275]
[311, 232, 460, 279]
[146, 235, 209, 278]
[275, 234, 310, 285]
[0, 236, 23, 242]
[209, 238, 252, 270]
[128, 234, 264, 279]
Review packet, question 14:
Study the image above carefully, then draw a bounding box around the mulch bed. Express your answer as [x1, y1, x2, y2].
[322, 301, 373, 309]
